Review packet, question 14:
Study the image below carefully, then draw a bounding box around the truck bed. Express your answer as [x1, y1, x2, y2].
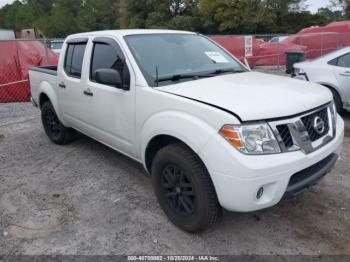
[29, 65, 58, 76]
[29, 66, 58, 106]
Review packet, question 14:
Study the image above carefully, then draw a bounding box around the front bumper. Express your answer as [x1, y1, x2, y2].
[282, 153, 338, 198]
[200, 115, 344, 212]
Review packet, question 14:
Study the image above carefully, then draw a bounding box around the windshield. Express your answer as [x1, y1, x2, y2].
[125, 34, 246, 87]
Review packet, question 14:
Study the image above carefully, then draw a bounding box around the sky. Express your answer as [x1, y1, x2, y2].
[306, 0, 334, 13]
[0, 0, 340, 13]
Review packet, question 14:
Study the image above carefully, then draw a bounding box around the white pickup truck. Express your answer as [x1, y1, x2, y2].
[29, 30, 344, 233]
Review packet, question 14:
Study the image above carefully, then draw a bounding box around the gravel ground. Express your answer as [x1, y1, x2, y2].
[0, 100, 350, 255]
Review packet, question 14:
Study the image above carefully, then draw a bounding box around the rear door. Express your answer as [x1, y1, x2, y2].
[332, 53, 350, 102]
[57, 38, 91, 131]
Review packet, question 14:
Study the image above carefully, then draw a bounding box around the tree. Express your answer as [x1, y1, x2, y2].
[0, 0, 345, 37]
[199, 0, 296, 34]
[124, 0, 201, 31]
[36, 0, 81, 37]
[3, 0, 23, 29]
[76, 0, 122, 32]
[317, 7, 345, 23]
[199, 0, 325, 34]
[280, 11, 326, 33]
[1, 0, 54, 29]
[0, 4, 11, 28]
[331, 0, 350, 18]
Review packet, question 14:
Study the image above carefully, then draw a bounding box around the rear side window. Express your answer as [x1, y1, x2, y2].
[328, 58, 338, 66]
[64, 43, 87, 78]
[337, 53, 350, 68]
[64, 45, 74, 73]
[90, 41, 130, 87]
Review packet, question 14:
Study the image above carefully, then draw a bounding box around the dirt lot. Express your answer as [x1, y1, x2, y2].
[0, 101, 350, 255]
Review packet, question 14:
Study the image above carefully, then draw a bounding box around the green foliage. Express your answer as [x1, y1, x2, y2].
[77, 0, 122, 31]
[124, 0, 201, 31]
[199, 0, 277, 34]
[317, 7, 345, 23]
[199, 0, 327, 34]
[0, 0, 123, 37]
[0, 0, 345, 37]
[331, 0, 350, 19]
[279, 12, 327, 33]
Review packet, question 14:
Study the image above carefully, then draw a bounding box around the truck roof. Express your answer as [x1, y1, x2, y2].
[67, 29, 196, 39]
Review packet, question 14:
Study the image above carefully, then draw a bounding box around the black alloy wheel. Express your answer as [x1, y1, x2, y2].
[152, 143, 221, 233]
[41, 101, 76, 145]
[161, 164, 197, 216]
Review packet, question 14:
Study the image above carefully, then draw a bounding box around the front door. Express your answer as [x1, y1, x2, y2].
[83, 37, 136, 157]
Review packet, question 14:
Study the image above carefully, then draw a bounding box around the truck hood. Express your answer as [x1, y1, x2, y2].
[155, 72, 332, 121]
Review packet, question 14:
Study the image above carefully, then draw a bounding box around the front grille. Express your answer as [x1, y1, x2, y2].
[276, 124, 293, 148]
[269, 104, 334, 154]
[301, 107, 329, 142]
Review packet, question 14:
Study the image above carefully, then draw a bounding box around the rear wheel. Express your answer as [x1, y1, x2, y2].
[41, 101, 76, 145]
[151, 143, 221, 233]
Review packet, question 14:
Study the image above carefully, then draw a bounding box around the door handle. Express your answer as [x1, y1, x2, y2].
[83, 90, 94, 96]
[58, 82, 66, 88]
[340, 71, 350, 76]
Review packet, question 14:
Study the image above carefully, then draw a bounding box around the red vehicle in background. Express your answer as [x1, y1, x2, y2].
[0, 40, 58, 103]
[211, 21, 350, 67]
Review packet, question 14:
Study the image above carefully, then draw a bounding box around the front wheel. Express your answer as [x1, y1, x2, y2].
[41, 101, 76, 145]
[151, 143, 221, 233]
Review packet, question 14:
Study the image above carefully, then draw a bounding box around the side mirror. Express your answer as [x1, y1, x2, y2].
[95, 69, 128, 90]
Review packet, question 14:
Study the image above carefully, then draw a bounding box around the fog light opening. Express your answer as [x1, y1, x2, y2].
[257, 187, 264, 199]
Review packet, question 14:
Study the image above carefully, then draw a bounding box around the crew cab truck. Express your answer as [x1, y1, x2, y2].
[29, 30, 344, 233]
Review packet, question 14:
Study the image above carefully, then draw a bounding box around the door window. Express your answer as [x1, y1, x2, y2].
[90, 41, 130, 88]
[64, 43, 87, 78]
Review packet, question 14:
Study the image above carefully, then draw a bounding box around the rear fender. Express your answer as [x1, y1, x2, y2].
[38, 82, 68, 126]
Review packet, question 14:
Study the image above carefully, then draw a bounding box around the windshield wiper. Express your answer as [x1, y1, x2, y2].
[154, 69, 246, 86]
[209, 68, 246, 75]
[157, 74, 200, 83]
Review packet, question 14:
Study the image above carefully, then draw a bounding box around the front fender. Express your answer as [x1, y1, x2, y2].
[140, 111, 219, 169]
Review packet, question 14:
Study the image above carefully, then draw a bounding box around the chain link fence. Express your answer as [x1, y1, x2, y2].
[249, 32, 350, 68]
[212, 32, 350, 68]
[0, 39, 62, 103]
[1, 32, 350, 103]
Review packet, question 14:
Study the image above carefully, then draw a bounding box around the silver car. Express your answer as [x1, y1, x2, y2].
[293, 47, 350, 112]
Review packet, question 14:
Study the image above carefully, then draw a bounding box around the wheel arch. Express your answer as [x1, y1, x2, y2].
[37, 81, 68, 126]
[141, 111, 219, 175]
[145, 134, 193, 174]
[318, 82, 343, 102]
[39, 92, 50, 109]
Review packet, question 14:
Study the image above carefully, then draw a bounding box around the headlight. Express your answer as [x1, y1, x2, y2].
[219, 123, 281, 155]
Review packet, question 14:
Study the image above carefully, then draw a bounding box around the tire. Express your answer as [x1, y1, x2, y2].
[151, 143, 221, 233]
[329, 88, 342, 113]
[41, 101, 76, 145]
